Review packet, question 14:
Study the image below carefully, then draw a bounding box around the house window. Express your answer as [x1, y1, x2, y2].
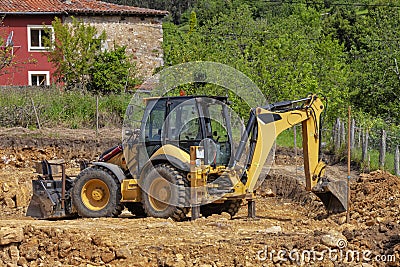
[28, 71, 50, 86]
[28, 26, 52, 51]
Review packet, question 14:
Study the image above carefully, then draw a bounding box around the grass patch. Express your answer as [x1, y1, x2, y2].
[276, 128, 303, 148]
[351, 147, 395, 174]
[0, 87, 131, 129]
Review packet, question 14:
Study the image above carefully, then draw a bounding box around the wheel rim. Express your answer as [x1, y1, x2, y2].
[148, 177, 172, 211]
[81, 179, 110, 211]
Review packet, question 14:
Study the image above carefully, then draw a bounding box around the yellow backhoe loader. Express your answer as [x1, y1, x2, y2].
[27, 94, 347, 220]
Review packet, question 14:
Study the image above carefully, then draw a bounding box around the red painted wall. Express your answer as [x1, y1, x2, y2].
[0, 15, 57, 86]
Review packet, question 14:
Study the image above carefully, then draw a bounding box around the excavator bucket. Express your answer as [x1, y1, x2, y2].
[313, 179, 348, 213]
[26, 180, 66, 219]
[26, 160, 69, 219]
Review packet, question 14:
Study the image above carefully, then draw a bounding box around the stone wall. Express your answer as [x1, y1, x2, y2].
[64, 15, 164, 79]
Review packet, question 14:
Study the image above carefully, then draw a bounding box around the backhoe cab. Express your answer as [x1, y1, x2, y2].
[27, 94, 347, 221]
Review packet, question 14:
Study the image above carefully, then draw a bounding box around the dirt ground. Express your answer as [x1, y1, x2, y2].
[0, 127, 399, 267]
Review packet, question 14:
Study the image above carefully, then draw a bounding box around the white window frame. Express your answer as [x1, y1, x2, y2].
[28, 71, 50, 86]
[27, 25, 53, 51]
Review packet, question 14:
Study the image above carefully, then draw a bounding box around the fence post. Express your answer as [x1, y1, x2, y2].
[341, 120, 346, 147]
[379, 129, 386, 170]
[96, 95, 99, 137]
[395, 145, 400, 176]
[334, 118, 341, 151]
[362, 129, 369, 163]
[350, 118, 355, 149]
[31, 98, 41, 130]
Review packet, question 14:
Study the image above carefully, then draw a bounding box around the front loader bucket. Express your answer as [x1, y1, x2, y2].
[313, 179, 348, 214]
[26, 180, 65, 219]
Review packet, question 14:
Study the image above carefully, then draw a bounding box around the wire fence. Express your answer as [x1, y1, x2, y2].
[0, 86, 129, 131]
[332, 117, 400, 175]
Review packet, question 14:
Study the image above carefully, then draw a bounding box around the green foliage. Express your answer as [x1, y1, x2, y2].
[89, 46, 134, 94]
[276, 128, 303, 148]
[45, 17, 106, 90]
[346, 6, 400, 125]
[45, 17, 135, 93]
[100, 0, 196, 24]
[163, 3, 349, 121]
[0, 19, 15, 75]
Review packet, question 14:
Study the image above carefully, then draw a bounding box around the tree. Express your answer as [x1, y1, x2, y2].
[0, 17, 14, 76]
[45, 17, 135, 93]
[101, 0, 196, 24]
[345, 4, 400, 124]
[89, 46, 134, 94]
[163, 4, 349, 121]
[45, 17, 106, 90]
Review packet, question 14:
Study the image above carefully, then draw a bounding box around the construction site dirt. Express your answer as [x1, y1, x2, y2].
[0, 127, 399, 267]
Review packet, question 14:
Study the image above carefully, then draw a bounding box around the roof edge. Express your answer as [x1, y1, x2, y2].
[0, 12, 64, 15]
[66, 10, 168, 16]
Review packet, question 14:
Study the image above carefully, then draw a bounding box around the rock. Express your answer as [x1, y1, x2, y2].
[379, 224, 388, 233]
[17, 257, 28, 267]
[8, 245, 19, 262]
[365, 219, 375, 226]
[19, 242, 39, 261]
[101, 250, 115, 263]
[2, 183, 10, 192]
[176, 253, 184, 261]
[352, 212, 360, 219]
[0, 227, 23, 245]
[58, 240, 71, 251]
[15, 186, 30, 207]
[321, 230, 347, 249]
[342, 229, 355, 241]
[260, 188, 276, 197]
[115, 247, 131, 259]
[338, 216, 347, 225]
[3, 197, 16, 208]
[174, 261, 187, 267]
[264, 226, 282, 234]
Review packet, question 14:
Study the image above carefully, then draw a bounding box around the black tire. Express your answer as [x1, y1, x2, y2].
[72, 166, 123, 218]
[141, 164, 189, 221]
[125, 202, 147, 217]
[200, 199, 242, 218]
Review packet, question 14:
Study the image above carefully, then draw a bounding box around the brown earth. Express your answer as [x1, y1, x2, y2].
[0, 128, 399, 267]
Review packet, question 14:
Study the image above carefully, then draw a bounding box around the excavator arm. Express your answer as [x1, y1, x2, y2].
[234, 95, 347, 213]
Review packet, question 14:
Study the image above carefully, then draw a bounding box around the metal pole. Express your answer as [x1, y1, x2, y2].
[346, 106, 351, 223]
